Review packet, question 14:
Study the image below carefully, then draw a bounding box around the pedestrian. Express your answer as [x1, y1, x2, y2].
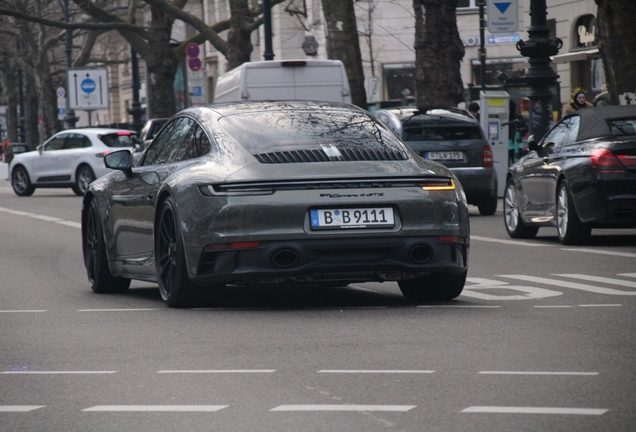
[468, 102, 480, 122]
[563, 88, 593, 116]
[593, 84, 612, 107]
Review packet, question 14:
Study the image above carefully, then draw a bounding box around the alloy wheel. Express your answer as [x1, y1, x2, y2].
[556, 185, 568, 238]
[504, 184, 519, 231]
[157, 209, 178, 299]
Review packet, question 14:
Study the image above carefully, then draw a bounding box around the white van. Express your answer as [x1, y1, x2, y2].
[213, 60, 351, 104]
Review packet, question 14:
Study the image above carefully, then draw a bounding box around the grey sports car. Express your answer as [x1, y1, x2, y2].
[81, 101, 470, 307]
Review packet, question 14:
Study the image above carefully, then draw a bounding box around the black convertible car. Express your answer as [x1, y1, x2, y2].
[504, 105, 636, 245]
[82, 101, 470, 307]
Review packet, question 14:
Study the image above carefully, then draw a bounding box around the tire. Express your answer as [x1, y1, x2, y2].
[503, 178, 539, 239]
[398, 270, 467, 303]
[156, 197, 198, 308]
[477, 196, 498, 216]
[83, 199, 131, 293]
[72, 165, 96, 196]
[11, 166, 35, 197]
[556, 181, 591, 245]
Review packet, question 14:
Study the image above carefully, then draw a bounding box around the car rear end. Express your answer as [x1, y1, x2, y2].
[91, 130, 138, 178]
[394, 112, 498, 206]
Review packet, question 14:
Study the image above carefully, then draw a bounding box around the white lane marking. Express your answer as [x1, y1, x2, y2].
[561, 248, 636, 258]
[318, 370, 434, 374]
[534, 305, 572, 308]
[479, 371, 598, 376]
[55, 221, 81, 229]
[461, 406, 607, 415]
[578, 304, 621, 307]
[0, 310, 47, 313]
[498, 275, 636, 296]
[82, 405, 228, 412]
[555, 274, 636, 288]
[0, 207, 79, 228]
[77, 308, 159, 312]
[158, 370, 275, 374]
[620, 273, 636, 278]
[417, 305, 500, 308]
[463, 278, 563, 300]
[1, 371, 116, 374]
[0, 406, 45, 412]
[270, 405, 416, 412]
[470, 236, 549, 247]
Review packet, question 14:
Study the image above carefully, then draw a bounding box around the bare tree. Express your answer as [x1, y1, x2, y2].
[412, 0, 464, 109]
[595, 0, 636, 105]
[321, 0, 367, 108]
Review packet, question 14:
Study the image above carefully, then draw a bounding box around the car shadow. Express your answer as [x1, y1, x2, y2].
[121, 282, 471, 310]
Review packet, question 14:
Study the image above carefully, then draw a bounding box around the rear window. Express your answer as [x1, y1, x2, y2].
[608, 118, 636, 136]
[99, 132, 137, 148]
[403, 124, 482, 141]
[218, 108, 405, 154]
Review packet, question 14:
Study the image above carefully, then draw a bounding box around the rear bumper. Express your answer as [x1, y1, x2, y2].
[192, 236, 468, 286]
[450, 167, 498, 203]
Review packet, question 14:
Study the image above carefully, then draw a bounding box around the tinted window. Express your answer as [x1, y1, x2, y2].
[543, 118, 576, 148]
[608, 118, 636, 136]
[99, 132, 136, 148]
[403, 125, 482, 141]
[173, 123, 213, 162]
[68, 133, 91, 149]
[218, 108, 404, 154]
[45, 135, 67, 151]
[142, 117, 193, 166]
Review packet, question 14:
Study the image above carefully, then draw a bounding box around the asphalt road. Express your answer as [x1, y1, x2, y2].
[1, 180, 635, 432]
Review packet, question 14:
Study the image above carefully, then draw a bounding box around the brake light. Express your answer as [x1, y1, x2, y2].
[117, 131, 132, 136]
[421, 179, 455, 191]
[589, 148, 624, 173]
[482, 145, 494, 168]
[617, 154, 636, 168]
[95, 151, 111, 158]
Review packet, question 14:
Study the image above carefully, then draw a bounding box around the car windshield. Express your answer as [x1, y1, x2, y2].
[218, 108, 406, 154]
[99, 132, 136, 148]
[403, 123, 482, 141]
[607, 118, 636, 136]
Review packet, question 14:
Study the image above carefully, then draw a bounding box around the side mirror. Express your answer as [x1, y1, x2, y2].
[527, 135, 538, 152]
[104, 150, 133, 176]
[37, 145, 43, 155]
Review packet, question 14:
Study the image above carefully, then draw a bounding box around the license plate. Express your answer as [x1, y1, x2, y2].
[310, 208, 394, 230]
[425, 151, 463, 161]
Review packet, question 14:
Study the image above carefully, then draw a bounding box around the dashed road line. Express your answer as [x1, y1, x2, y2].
[0, 310, 47, 313]
[461, 406, 607, 415]
[1, 371, 116, 375]
[417, 305, 501, 308]
[498, 275, 636, 296]
[82, 405, 228, 412]
[318, 370, 434, 374]
[555, 274, 636, 288]
[561, 248, 636, 258]
[270, 405, 417, 412]
[478, 371, 598, 376]
[578, 304, 621, 307]
[77, 308, 159, 312]
[0, 406, 45, 412]
[157, 370, 275, 374]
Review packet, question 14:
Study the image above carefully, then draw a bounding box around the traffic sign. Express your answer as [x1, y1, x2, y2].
[188, 57, 202, 72]
[56, 87, 66, 98]
[487, 0, 518, 33]
[68, 68, 109, 110]
[186, 43, 200, 58]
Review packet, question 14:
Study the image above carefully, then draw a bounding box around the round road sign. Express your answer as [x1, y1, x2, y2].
[57, 87, 66, 98]
[188, 57, 202, 72]
[81, 78, 96, 94]
[186, 43, 200, 58]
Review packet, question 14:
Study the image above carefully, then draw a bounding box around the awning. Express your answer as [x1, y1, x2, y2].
[550, 48, 600, 64]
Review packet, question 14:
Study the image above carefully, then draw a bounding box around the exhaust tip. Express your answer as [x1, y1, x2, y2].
[409, 245, 432, 263]
[272, 249, 299, 268]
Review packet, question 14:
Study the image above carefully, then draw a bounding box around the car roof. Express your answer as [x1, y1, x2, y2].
[57, 128, 137, 135]
[376, 107, 477, 124]
[200, 100, 361, 116]
[567, 105, 636, 141]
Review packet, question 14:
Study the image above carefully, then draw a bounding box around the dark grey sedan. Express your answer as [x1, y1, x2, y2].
[82, 101, 470, 307]
[374, 107, 499, 215]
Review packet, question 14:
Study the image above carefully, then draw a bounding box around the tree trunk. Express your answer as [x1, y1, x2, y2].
[413, 0, 465, 109]
[321, 0, 367, 108]
[1, 57, 19, 142]
[595, 0, 636, 105]
[145, 6, 179, 118]
[24, 72, 40, 147]
[226, 0, 254, 70]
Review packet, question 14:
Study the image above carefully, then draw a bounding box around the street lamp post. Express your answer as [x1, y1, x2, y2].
[516, 0, 562, 141]
[262, 0, 274, 60]
[63, 0, 77, 129]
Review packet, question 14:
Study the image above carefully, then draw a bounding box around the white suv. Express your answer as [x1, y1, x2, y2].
[9, 128, 137, 196]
